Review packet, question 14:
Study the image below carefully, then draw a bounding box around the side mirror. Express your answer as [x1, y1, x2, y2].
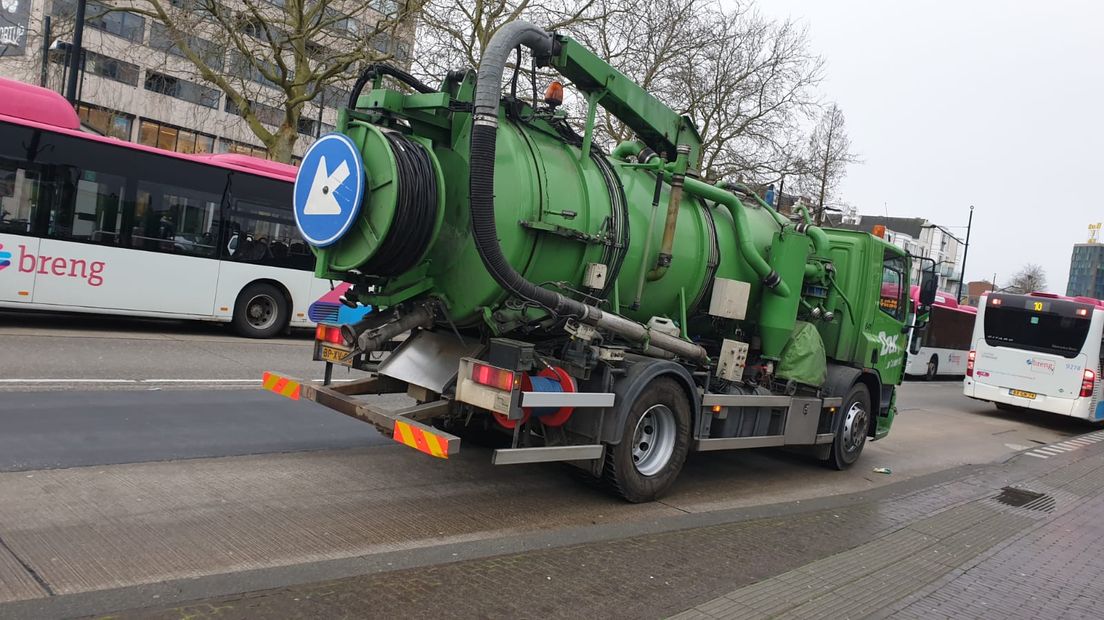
[919, 270, 938, 312]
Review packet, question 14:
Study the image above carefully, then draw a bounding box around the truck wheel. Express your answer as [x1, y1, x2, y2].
[925, 356, 939, 381]
[826, 383, 871, 470]
[603, 377, 691, 503]
[233, 282, 287, 338]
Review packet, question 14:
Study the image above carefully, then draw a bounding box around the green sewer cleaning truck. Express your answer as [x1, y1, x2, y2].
[264, 21, 934, 502]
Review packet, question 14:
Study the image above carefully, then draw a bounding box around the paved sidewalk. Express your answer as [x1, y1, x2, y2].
[68, 430, 1104, 620]
[675, 430, 1104, 619]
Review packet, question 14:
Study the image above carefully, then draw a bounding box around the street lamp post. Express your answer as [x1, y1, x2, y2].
[956, 205, 974, 302]
[64, 0, 87, 105]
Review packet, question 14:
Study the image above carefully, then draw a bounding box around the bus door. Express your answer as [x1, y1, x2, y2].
[0, 156, 45, 303]
[977, 296, 1093, 398]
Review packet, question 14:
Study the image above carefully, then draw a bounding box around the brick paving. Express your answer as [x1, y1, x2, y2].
[94, 440, 1104, 620]
[675, 445, 1104, 620]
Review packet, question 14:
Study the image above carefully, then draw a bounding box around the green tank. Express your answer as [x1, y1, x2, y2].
[303, 28, 839, 366]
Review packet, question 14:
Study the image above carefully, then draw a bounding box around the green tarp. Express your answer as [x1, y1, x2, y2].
[775, 320, 827, 388]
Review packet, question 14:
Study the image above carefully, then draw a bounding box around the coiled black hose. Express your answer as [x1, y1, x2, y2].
[359, 132, 438, 276]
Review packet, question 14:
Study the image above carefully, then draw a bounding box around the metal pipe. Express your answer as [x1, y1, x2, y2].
[591, 311, 706, 363]
[611, 140, 645, 161]
[353, 302, 436, 352]
[647, 145, 689, 282]
[683, 177, 790, 297]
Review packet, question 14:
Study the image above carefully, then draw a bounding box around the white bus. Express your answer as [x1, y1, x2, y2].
[964, 291, 1104, 422]
[0, 77, 338, 337]
[905, 287, 977, 380]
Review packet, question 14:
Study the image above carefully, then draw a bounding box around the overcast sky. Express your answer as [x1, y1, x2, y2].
[746, 0, 1104, 292]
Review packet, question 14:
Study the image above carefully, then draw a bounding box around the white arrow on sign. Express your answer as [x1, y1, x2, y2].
[303, 155, 351, 216]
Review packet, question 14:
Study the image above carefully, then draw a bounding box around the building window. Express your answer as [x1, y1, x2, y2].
[296, 117, 317, 136]
[322, 7, 360, 34]
[49, 51, 140, 87]
[228, 51, 284, 89]
[84, 52, 140, 87]
[137, 119, 215, 155]
[77, 104, 134, 140]
[373, 0, 400, 16]
[149, 23, 224, 71]
[217, 138, 268, 159]
[52, 0, 145, 43]
[144, 71, 220, 109]
[225, 97, 283, 127]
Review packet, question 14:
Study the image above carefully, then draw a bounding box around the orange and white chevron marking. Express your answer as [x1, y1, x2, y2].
[392, 419, 449, 459]
[262, 372, 301, 400]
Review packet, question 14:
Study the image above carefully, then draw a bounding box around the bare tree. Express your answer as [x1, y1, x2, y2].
[1007, 264, 1048, 294]
[415, 0, 824, 186]
[55, 0, 425, 162]
[799, 103, 858, 224]
[412, 0, 611, 81]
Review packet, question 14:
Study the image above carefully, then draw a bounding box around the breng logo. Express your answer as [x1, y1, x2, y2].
[4, 244, 105, 286]
[1026, 358, 1056, 373]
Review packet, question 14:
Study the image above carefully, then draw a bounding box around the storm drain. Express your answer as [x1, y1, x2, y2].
[995, 487, 1056, 512]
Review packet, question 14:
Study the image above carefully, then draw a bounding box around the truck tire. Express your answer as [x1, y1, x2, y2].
[233, 282, 287, 339]
[603, 377, 691, 503]
[826, 383, 871, 471]
[925, 356, 939, 381]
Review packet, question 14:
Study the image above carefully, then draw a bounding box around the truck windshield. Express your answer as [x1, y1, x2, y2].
[983, 305, 1091, 358]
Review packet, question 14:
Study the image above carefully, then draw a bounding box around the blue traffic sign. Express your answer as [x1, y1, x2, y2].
[293, 133, 365, 247]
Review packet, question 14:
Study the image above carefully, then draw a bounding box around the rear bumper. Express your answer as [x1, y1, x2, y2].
[964, 378, 1091, 419]
[261, 371, 460, 458]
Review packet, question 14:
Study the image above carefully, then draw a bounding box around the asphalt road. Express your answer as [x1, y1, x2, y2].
[0, 310, 324, 390]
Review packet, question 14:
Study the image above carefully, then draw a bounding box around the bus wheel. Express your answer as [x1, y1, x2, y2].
[233, 282, 287, 338]
[826, 383, 871, 470]
[603, 377, 691, 503]
[925, 356, 939, 381]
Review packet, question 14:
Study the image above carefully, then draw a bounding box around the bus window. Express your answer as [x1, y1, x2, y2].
[48, 167, 127, 245]
[0, 163, 46, 236]
[134, 180, 221, 257]
[225, 172, 313, 270]
[0, 123, 49, 236]
[984, 305, 1091, 358]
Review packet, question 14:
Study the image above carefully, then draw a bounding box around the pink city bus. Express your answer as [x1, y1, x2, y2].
[904, 286, 977, 380]
[0, 77, 349, 337]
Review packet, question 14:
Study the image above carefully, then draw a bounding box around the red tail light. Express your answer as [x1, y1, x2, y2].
[1081, 369, 1096, 397]
[471, 363, 517, 391]
[966, 350, 975, 377]
[315, 324, 345, 345]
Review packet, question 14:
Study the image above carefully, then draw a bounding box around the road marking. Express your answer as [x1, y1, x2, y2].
[0, 378, 355, 383]
[1039, 446, 1068, 454]
[141, 379, 260, 383]
[0, 379, 137, 383]
[1025, 452, 1049, 458]
[1034, 448, 1064, 455]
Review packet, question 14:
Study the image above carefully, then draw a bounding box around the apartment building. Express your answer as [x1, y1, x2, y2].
[0, 0, 412, 161]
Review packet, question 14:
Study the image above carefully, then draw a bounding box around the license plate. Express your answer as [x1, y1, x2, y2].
[320, 345, 353, 366]
[1009, 389, 1037, 400]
